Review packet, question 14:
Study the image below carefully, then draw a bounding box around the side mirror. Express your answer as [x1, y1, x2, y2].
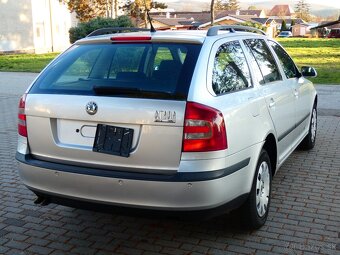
[301, 66, 317, 78]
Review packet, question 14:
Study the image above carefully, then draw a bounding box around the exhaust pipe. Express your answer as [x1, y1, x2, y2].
[34, 196, 50, 206]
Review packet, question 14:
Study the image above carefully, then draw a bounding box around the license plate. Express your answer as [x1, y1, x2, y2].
[93, 124, 134, 157]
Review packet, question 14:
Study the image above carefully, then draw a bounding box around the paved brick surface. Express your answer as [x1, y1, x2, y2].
[0, 77, 339, 254]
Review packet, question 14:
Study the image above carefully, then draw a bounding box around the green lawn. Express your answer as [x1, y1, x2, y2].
[0, 38, 339, 84]
[277, 38, 340, 84]
[0, 53, 59, 73]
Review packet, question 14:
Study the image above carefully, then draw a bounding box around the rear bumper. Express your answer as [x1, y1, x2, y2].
[16, 153, 251, 212]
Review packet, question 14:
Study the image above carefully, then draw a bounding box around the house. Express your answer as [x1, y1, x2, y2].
[149, 11, 276, 37]
[148, 17, 198, 30]
[267, 18, 306, 30]
[0, 0, 76, 54]
[193, 12, 259, 28]
[292, 23, 309, 37]
[268, 5, 295, 19]
[201, 9, 266, 18]
[252, 18, 278, 38]
[310, 17, 340, 37]
[311, 17, 340, 30]
[149, 9, 266, 29]
[239, 10, 266, 18]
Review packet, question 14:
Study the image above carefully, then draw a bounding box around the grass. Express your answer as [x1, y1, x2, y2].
[0, 53, 59, 73]
[277, 38, 340, 84]
[0, 38, 339, 84]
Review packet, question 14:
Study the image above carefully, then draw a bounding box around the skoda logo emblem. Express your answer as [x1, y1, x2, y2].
[86, 101, 98, 115]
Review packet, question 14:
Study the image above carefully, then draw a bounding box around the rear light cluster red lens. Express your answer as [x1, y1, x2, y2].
[18, 94, 27, 137]
[183, 102, 227, 152]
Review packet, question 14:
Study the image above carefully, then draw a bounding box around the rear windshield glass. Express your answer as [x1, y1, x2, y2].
[30, 43, 202, 100]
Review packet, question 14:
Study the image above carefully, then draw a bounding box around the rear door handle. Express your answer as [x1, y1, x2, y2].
[269, 98, 275, 108]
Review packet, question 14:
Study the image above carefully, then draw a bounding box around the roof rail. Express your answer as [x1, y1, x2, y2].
[87, 27, 150, 37]
[207, 25, 266, 36]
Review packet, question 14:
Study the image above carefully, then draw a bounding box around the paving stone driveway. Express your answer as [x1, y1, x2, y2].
[0, 73, 339, 254]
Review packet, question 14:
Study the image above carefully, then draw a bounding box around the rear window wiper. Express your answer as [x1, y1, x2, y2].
[93, 86, 185, 99]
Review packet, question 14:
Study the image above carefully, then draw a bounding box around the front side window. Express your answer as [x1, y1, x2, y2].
[268, 40, 299, 79]
[212, 40, 252, 95]
[244, 39, 282, 84]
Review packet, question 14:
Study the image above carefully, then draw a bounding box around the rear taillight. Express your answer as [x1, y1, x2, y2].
[18, 94, 27, 137]
[183, 102, 227, 152]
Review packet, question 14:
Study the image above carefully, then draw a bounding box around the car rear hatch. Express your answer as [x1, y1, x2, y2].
[25, 37, 202, 174]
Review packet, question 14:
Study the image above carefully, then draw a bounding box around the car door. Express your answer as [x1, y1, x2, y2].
[268, 40, 311, 146]
[243, 38, 296, 164]
[203, 38, 262, 156]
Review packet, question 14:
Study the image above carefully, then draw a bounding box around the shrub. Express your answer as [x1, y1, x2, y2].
[241, 22, 266, 31]
[281, 20, 287, 31]
[69, 16, 134, 43]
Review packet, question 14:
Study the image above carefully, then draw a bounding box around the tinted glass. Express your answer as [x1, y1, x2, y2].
[244, 39, 282, 84]
[269, 40, 298, 79]
[212, 41, 252, 95]
[30, 43, 201, 100]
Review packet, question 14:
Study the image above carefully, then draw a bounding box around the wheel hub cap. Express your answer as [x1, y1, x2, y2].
[256, 162, 270, 217]
[311, 108, 317, 142]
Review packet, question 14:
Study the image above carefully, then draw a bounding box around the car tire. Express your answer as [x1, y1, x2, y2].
[241, 149, 272, 229]
[299, 103, 317, 150]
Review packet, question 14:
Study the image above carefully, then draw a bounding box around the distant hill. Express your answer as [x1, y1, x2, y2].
[166, 1, 209, 12]
[241, 0, 339, 17]
[166, 0, 339, 18]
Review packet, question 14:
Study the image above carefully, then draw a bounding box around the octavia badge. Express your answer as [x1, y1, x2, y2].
[86, 101, 98, 115]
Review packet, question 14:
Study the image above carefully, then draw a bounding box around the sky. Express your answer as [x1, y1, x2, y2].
[161, 0, 340, 9]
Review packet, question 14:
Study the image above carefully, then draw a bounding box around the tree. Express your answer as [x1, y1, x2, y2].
[242, 21, 266, 32]
[215, 0, 228, 10]
[151, 1, 167, 9]
[61, 0, 114, 22]
[295, 0, 311, 21]
[290, 19, 295, 31]
[69, 16, 134, 43]
[215, 0, 239, 11]
[281, 20, 287, 31]
[227, 0, 239, 11]
[214, 0, 225, 11]
[121, 0, 166, 28]
[248, 5, 257, 10]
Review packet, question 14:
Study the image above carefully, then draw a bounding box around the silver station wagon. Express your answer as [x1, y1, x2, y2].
[16, 26, 318, 229]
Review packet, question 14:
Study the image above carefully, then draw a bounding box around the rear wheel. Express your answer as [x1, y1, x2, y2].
[299, 104, 317, 150]
[241, 149, 272, 229]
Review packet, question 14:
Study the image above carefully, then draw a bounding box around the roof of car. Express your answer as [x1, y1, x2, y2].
[76, 28, 265, 45]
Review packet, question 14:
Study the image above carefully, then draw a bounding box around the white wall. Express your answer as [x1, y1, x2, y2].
[31, 0, 73, 53]
[0, 0, 35, 52]
[0, 0, 73, 53]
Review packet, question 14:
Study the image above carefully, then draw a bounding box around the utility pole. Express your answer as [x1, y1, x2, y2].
[210, 0, 215, 26]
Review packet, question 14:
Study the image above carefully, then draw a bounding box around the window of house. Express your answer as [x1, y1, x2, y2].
[36, 27, 41, 38]
[212, 40, 252, 95]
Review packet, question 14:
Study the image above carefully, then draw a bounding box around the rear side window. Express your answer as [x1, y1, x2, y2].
[268, 40, 299, 79]
[212, 40, 252, 95]
[244, 39, 282, 84]
[30, 43, 202, 100]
